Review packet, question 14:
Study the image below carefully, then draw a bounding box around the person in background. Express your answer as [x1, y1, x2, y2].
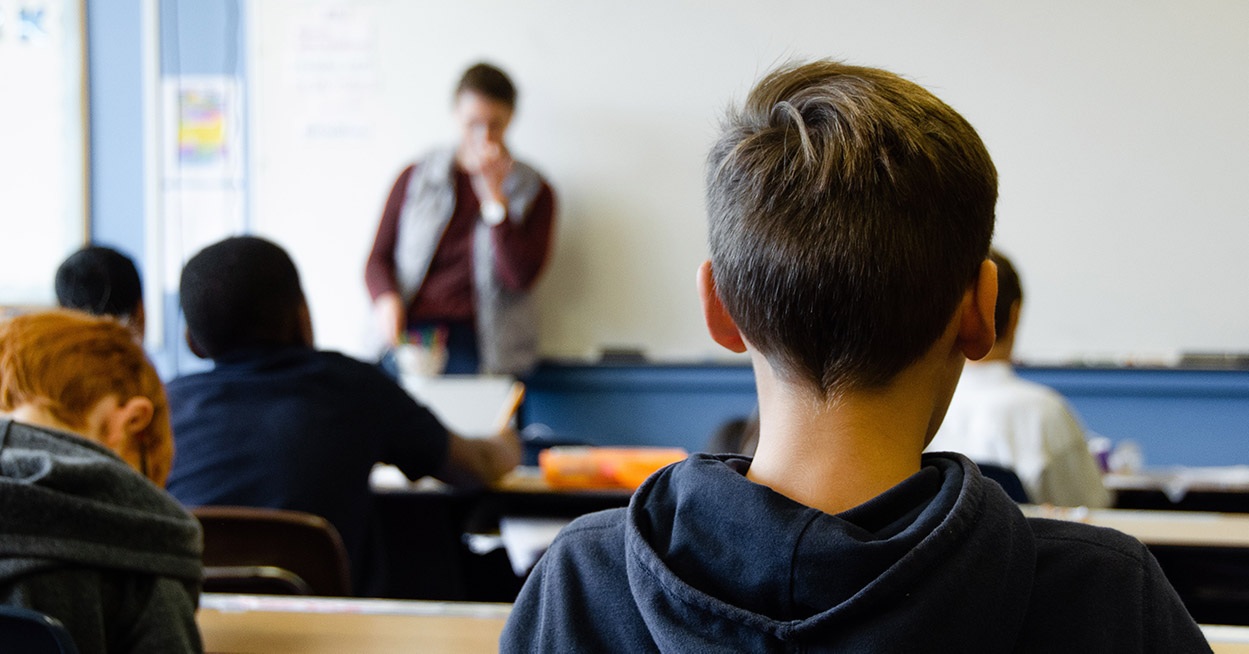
[0, 311, 202, 653]
[54, 245, 145, 343]
[166, 236, 519, 596]
[926, 249, 1112, 508]
[501, 60, 1205, 652]
[366, 62, 556, 377]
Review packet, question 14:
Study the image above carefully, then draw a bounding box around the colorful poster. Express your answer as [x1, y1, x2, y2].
[163, 75, 242, 180]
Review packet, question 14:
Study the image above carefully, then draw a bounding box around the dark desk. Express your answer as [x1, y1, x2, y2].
[372, 469, 632, 602]
[1108, 469, 1249, 513]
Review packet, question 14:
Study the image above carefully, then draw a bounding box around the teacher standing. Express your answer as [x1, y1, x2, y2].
[366, 63, 556, 376]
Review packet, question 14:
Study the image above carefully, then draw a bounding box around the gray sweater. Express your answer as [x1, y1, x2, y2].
[0, 418, 204, 652]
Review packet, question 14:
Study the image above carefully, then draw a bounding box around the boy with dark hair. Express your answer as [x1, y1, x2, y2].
[928, 249, 1111, 507]
[501, 61, 1207, 651]
[54, 245, 145, 341]
[166, 236, 519, 595]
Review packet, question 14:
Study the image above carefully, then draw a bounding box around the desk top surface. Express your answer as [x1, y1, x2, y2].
[197, 594, 1245, 653]
[197, 594, 510, 654]
[1021, 505, 1249, 547]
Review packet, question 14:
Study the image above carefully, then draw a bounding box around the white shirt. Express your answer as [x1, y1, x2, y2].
[927, 361, 1112, 508]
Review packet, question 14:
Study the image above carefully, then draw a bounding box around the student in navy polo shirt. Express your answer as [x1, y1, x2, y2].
[165, 236, 519, 596]
[501, 60, 1208, 652]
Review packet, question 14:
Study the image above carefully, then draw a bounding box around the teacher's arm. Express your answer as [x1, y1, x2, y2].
[366, 165, 417, 345]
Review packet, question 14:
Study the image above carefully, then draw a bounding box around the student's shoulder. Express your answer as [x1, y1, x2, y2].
[310, 350, 403, 388]
[554, 508, 629, 544]
[1027, 516, 1156, 602]
[978, 371, 1068, 409]
[1024, 517, 1211, 652]
[314, 349, 382, 373]
[1028, 516, 1146, 561]
[543, 508, 630, 567]
[165, 366, 215, 393]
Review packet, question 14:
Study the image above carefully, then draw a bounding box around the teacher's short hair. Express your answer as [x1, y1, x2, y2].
[705, 60, 997, 396]
[456, 62, 517, 109]
[180, 236, 306, 359]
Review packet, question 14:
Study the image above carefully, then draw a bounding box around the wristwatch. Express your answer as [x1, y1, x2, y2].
[481, 199, 506, 226]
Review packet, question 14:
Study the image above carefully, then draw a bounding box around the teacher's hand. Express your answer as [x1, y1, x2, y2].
[467, 141, 513, 206]
[374, 291, 406, 346]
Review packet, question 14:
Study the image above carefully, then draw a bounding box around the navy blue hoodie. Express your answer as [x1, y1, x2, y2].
[502, 453, 1209, 652]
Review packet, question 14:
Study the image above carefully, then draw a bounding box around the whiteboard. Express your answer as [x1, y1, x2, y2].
[0, 0, 86, 306]
[247, 0, 1249, 365]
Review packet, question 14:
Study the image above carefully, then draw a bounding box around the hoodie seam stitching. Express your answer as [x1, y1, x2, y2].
[786, 511, 824, 634]
[1032, 532, 1144, 565]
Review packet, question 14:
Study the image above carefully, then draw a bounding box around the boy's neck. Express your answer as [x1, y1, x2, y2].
[745, 351, 961, 516]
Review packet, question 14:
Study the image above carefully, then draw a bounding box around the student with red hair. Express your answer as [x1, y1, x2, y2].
[0, 310, 202, 653]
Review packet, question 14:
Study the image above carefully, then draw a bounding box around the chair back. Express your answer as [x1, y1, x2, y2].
[193, 506, 353, 597]
[0, 605, 80, 654]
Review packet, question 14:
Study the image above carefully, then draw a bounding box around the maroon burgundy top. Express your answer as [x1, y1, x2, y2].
[365, 162, 556, 325]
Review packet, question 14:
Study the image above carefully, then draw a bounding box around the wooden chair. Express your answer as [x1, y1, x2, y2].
[0, 605, 79, 654]
[193, 506, 353, 597]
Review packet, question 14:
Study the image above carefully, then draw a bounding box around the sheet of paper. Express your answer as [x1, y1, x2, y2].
[399, 374, 520, 437]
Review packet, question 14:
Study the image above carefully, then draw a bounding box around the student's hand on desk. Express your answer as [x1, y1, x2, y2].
[492, 426, 523, 478]
[374, 292, 406, 346]
[446, 428, 521, 485]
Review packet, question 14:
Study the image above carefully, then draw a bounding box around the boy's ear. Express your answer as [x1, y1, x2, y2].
[297, 300, 315, 348]
[103, 396, 155, 452]
[697, 261, 747, 354]
[958, 259, 998, 360]
[185, 329, 208, 359]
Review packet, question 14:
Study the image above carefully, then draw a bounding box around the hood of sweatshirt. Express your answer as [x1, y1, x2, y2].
[0, 418, 202, 585]
[623, 452, 1036, 651]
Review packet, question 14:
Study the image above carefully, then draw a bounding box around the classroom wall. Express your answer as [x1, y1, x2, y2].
[82, 1, 1249, 465]
[87, 0, 246, 377]
[243, 0, 1249, 365]
[92, 1, 1249, 369]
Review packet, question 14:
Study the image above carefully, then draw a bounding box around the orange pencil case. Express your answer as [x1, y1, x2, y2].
[539, 447, 688, 490]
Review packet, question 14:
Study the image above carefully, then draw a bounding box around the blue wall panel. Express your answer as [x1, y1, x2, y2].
[523, 363, 1249, 467]
[86, 1, 145, 256]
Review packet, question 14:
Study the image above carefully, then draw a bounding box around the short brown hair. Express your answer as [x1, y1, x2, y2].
[455, 62, 517, 108]
[0, 310, 172, 485]
[706, 60, 997, 394]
